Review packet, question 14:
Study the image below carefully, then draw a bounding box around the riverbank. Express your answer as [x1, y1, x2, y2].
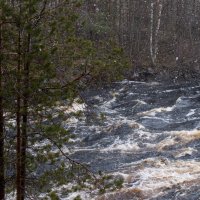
[127, 65, 200, 84]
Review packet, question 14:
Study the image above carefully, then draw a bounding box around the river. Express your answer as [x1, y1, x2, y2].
[66, 80, 200, 200]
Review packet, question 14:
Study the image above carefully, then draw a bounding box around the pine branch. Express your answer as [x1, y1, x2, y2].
[34, 131, 98, 183]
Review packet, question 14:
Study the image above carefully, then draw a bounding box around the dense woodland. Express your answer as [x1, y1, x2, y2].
[86, 0, 200, 78]
[0, 0, 200, 200]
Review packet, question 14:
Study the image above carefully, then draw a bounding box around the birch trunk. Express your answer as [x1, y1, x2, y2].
[150, 1, 154, 65]
[150, 0, 163, 66]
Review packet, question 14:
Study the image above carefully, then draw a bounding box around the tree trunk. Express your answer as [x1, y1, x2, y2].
[16, 38, 22, 200]
[20, 32, 30, 200]
[16, 2, 22, 199]
[150, 0, 163, 66]
[150, 0, 154, 65]
[154, 0, 163, 63]
[0, 22, 5, 200]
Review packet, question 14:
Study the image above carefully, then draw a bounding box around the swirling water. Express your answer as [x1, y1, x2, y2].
[67, 80, 200, 200]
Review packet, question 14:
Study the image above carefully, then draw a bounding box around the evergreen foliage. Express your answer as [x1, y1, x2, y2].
[0, 0, 129, 199]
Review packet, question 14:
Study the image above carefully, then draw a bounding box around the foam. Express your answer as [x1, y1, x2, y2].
[138, 106, 175, 117]
[101, 137, 140, 152]
[130, 159, 200, 191]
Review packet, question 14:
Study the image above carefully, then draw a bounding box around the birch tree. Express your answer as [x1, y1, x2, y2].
[150, 0, 163, 66]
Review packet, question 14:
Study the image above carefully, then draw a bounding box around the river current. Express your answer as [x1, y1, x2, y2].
[66, 80, 200, 200]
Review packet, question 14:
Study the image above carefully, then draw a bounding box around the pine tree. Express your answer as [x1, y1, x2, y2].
[0, 18, 5, 200]
[0, 1, 129, 199]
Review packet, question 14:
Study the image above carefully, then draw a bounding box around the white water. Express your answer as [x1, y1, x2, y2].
[44, 81, 200, 199]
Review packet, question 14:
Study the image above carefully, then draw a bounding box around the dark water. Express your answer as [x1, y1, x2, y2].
[67, 80, 200, 200]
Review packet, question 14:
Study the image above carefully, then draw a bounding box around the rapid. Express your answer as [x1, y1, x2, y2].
[67, 80, 200, 200]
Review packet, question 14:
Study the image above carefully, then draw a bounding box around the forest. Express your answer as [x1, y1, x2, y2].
[0, 0, 200, 200]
